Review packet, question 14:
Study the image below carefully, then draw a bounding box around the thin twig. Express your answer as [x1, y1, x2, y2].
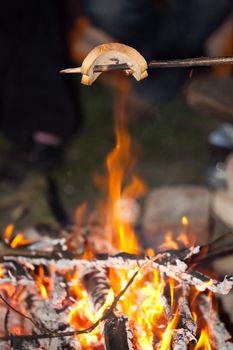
[4, 308, 10, 336]
[0, 294, 52, 335]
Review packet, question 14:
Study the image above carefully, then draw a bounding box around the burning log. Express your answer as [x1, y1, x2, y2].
[82, 266, 111, 312]
[82, 265, 139, 350]
[171, 287, 197, 350]
[0, 268, 140, 346]
[2, 247, 233, 295]
[0, 254, 232, 349]
[1, 273, 75, 350]
[0, 232, 233, 349]
[177, 290, 196, 339]
[157, 281, 197, 350]
[199, 294, 233, 350]
[159, 274, 172, 321]
[179, 268, 233, 295]
[103, 311, 135, 350]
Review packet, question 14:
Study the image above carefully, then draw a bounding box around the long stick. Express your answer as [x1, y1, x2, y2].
[149, 56, 233, 68]
[93, 56, 233, 73]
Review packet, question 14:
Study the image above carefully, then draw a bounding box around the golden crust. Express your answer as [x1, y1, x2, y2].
[60, 43, 148, 85]
[80, 43, 148, 84]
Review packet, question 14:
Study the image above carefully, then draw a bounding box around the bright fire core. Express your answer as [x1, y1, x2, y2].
[67, 110, 214, 349]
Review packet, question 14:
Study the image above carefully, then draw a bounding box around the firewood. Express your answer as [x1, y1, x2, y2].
[0, 268, 140, 345]
[160, 274, 172, 321]
[199, 294, 233, 350]
[171, 287, 197, 350]
[83, 265, 110, 311]
[1, 246, 233, 294]
[103, 311, 135, 350]
[82, 265, 139, 349]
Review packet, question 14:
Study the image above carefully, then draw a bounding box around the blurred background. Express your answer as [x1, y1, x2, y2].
[0, 0, 232, 232]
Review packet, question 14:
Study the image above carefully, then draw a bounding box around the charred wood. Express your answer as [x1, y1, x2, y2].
[2, 249, 233, 295]
[171, 287, 196, 350]
[104, 311, 135, 350]
[199, 294, 233, 350]
[83, 265, 110, 311]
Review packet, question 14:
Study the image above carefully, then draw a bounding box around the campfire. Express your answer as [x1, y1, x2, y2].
[1, 46, 233, 350]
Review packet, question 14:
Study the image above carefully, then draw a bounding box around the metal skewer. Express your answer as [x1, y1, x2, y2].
[93, 56, 233, 73]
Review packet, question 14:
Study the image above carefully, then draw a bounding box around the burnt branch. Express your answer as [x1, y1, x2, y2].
[82, 264, 138, 349]
[4, 307, 10, 336]
[199, 294, 233, 349]
[2, 248, 233, 295]
[172, 286, 197, 350]
[83, 265, 111, 311]
[0, 294, 52, 335]
[104, 311, 135, 350]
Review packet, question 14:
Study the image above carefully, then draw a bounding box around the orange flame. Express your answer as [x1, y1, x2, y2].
[10, 233, 30, 249]
[169, 278, 175, 309]
[108, 268, 165, 349]
[195, 328, 212, 350]
[181, 216, 189, 226]
[179, 215, 197, 247]
[3, 224, 30, 248]
[66, 88, 215, 349]
[0, 265, 5, 278]
[68, 273, 105, 348]
[158, 216, 195, 251]
[158, 231, 179, 251]
[10, 326, 24, 335]
[4, 224, 14, 242]
[35, 265, 50, 299]
[192, 311, 197, 322]
[160, 310, 179, 350]
[105, 114, 146, 253]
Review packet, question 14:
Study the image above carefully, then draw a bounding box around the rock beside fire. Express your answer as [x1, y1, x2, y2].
[142, 185, 210, 248]
[210, 153, 233, 324]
